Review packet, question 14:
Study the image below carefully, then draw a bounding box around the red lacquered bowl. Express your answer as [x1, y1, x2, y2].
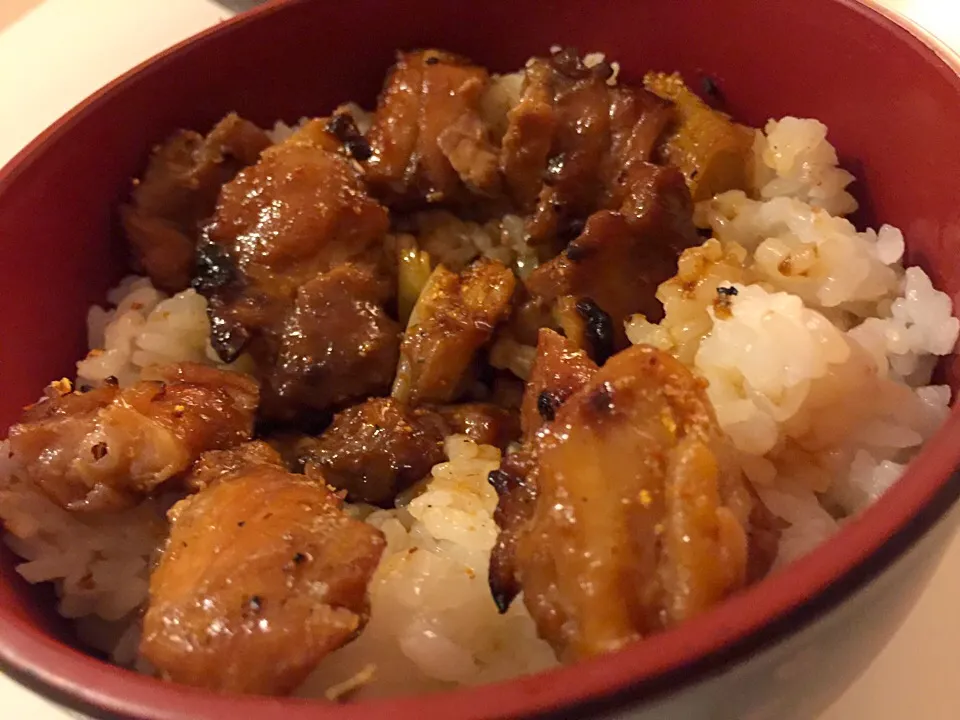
[2, 1, 960, 718]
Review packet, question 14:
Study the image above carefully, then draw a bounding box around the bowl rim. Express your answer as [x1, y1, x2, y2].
[2, 0, 960, 718]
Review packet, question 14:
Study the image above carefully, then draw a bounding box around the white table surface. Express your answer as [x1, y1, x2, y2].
[1, 0, 960, 717]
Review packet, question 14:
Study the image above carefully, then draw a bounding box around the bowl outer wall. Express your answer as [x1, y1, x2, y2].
[1, 0, 960, 718]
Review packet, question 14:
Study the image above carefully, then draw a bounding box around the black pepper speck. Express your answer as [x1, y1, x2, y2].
[537, 390, 563, 421]
[90, 442, 108, 461]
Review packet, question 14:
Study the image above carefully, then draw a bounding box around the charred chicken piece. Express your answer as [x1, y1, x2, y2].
[267, 264, 400, 419]
[488, 329, 599, 609]
[122, 114, 270, 293]
[644, 72, 756, 201]
[519, 328, 598, 440]
[393, 258, 515, 405]
[502, 49, 676, 251]
[525, 162, 699, 348]
[8, 364, 258, 511]
[433, 402, 521, 451]
[295, 398, 520, 506]
[184, 440, 283, 492]
[141, 449, 385, 695]
[194, 120, 395, 419]
[365, 49, 501, 207]
[490, 345, 763, 660]
[295, 398, 448, 506]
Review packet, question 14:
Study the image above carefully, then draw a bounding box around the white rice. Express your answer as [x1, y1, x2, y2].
[627, 117, 958, 566]
[0, 447, 169, 666]
[75, 276, 254, 390]
[409, 210, 535, 278]
[752, 117, 858, 216]
[0, 104, 956, 695]
[299, 436, 556, 698]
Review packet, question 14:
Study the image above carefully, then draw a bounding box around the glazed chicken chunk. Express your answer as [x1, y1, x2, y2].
[525, 161, 700, 342]
[489, 329, 597, 608]
[490, 343, 771, 660]
[644, 71, 757, 201]
[140, 443, 386, 695]
[295, 398, 449, 505]
[393, 258, 515, 405]
[295, 397, 520, 505]
[365, 49, 501, 206]
[270, 264, 400, 416]
[518, 328, 598, 440]
[500, 49, 677, 250]
[7, 364, 258, 512]
[194, 119, 396, 419]
[122, 113, 271, 293]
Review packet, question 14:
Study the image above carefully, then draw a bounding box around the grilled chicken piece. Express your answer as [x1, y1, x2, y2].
[523, 52, 618, 247]
[194, 119, 393, 419]
[491, 345, 759, 660]
[7, 364, 258, 512]
[393, 259, 515, 405]
[296, 398, 520, 506]
[489, 329, 598, 608]
[268, 265, 400, 418]
[546, 296, 615, 364]
[296, 398, 448, 506]
[197, 119, 390, 355]
[601, 86, 675, 198]
[525, 162, 699, 345]
[644, 72, 756, 201]
[141, 449, 385, 695]
[122, 114, 270, 293]
[500, 49, 676, 250]
[499, 60, 557, 211]
[519, 328, 598, 440]
[365, 50, 501, 207]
